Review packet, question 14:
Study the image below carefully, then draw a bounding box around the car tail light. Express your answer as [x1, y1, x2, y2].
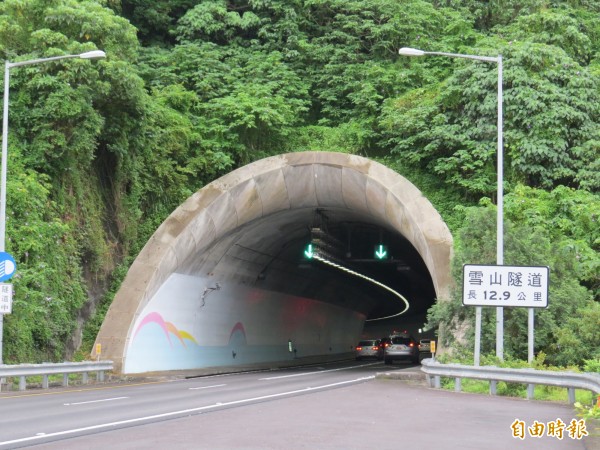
[409, 342, 415, 347]
[356, 346, 363, 351]
[372, 346, 379, 350]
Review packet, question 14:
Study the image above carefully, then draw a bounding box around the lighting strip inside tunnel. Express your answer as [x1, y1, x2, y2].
[312, 254, 410, 321]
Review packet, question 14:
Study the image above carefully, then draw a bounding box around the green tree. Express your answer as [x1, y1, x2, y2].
[382, 39, 600, 197]
[427, 186, 599, 366]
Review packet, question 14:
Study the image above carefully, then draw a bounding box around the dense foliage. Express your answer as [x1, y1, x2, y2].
[426, 186, 599, 366]
[0, 0, 597, 367]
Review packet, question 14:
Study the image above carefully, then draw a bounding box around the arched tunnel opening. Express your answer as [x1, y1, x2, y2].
[94, 152, 452, 374]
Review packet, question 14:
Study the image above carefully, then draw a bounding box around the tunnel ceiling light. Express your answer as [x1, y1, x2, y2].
[312, 254, 410, 320]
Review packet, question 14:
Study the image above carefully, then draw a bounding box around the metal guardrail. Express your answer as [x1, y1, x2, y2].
[420, 358, 600, 404]
[0, 361, 113, 391]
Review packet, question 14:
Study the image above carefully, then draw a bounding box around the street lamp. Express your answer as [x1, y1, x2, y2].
[398, 47, 504, 365]
[0, 50, 106, 364]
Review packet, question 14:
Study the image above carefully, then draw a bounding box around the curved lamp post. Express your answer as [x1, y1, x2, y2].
[0, 50, 106, 364]
[398, 47, 504, 365]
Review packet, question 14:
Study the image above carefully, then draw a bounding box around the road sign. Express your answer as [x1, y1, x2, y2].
[374, 244, 388, 260]
[0, 252, 16, 282]
[430, 340, 436, 354]
[463, 264, 549, 308]
[0, 283, 13, 314]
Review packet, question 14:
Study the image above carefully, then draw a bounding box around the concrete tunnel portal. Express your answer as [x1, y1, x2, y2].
[94, 152, 453, 374]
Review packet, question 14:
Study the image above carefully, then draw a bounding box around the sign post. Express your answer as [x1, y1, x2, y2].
[0, 251, 16, 364]
[463, 264, 549, 364]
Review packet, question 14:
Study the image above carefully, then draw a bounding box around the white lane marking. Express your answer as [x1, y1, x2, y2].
[259, 362, 379, 380]
[0, 375, 374, 447]
[64, 397, 129, 406]
[189, 384, 226, 390]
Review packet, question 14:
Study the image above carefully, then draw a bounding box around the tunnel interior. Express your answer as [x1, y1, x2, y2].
[180, 205, 437, 333]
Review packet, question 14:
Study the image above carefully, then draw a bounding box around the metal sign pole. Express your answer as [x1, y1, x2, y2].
[474, 307, 482, 366]
[528, 308, 534, 363]
[496, 55, 504, 361]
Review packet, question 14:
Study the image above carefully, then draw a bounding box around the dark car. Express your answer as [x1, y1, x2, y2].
[383, 334, 419, 365]
[355, 339, 383, 360]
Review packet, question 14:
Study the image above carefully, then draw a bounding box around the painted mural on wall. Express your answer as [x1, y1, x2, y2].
[124, 273, 364, 373]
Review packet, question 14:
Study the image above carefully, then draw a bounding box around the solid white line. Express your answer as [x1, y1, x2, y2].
[0, 376, 374, 447]
[64, 397, 129, 406]
[259, 362, 380, 380]
[188, 384, 226, 390]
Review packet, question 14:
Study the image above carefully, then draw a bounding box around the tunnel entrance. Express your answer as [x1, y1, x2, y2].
[94, 152, 452, 374]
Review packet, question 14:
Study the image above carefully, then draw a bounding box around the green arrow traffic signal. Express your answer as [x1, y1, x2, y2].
[304, 244, 314, 259]
[375, 244, 388, 260]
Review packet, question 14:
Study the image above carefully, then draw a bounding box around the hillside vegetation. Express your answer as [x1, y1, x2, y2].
[0, 0, 597, 367]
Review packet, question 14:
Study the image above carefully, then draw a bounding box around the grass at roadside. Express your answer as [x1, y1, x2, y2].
[439, 376, 596, 404]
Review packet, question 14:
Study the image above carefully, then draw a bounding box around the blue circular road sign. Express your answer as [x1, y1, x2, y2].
[0, 252, 17, 282]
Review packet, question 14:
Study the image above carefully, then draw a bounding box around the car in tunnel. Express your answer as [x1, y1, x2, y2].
[383, 334, 419, 365]
[355, 339, 383, 360]
[418, 339, 431, 353]
[379, 337, 391, 351]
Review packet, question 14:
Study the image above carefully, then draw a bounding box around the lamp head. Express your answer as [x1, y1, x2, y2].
[79, 50, 106, 60]
[398, 47, 425, 57]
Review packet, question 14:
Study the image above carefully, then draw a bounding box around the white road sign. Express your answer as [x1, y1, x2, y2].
[0, 283, 13, 314]
[463, 264, 549, 308]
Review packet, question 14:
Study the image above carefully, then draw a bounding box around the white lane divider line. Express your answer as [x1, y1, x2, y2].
[64, 397, 129, 406]
[189, 384, 226, 390]
[0, 376, 374, 448]
[259, 362, 379, 380]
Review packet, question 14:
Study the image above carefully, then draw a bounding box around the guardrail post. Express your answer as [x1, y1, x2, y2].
[82, 372, 88, 384]
[526, 384, 534, 400]
[0, 361, 113, 391]
[567, 388, 575, 405]
[454, 377, 462, 392]
[419, 359, 600, 404]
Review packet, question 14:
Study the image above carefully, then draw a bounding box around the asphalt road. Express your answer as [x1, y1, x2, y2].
[0, 361, 597, 450]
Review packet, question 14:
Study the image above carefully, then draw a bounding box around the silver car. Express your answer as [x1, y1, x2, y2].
[355, 339, 382, 360]
[383, 334, 419, 364]
[418, 338, 432, 353]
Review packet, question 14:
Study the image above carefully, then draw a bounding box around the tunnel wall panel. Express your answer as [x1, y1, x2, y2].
[254, 169, 290, 216]
[282, 165, 318, 208]
[124, 274, 364, 374]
